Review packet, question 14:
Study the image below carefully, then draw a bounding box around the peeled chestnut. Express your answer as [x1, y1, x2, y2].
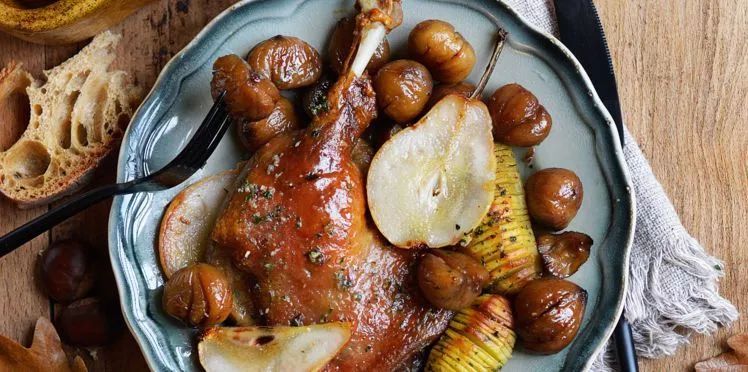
[39, 240, 95, 303]
[211, 54, 280, 121]
[56, 297, 122, 347]
[417, 249, 489, 311]
[247, 35, 322, 89]
[427, 81, 476, 109]
[525, 168, 583, 230]
[162, 263, 232, 327]
[328, 16, 390, 74]
[373, 60, 433, 123]
[514, 278, 587, 354]
[408, 20, 476, 83]
[487, 83, 552, 147]
[537, 232, 593, 278]
[236, 97, 301, 152]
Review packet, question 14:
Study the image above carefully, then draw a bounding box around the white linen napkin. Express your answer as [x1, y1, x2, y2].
[501, 0, 739, 370]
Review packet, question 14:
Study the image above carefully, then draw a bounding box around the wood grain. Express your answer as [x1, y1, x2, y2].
[596, 0, 748, 370]
[0, 0, 745, 370]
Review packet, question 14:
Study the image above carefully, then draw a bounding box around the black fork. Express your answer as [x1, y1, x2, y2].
[0, 92, 231, 258]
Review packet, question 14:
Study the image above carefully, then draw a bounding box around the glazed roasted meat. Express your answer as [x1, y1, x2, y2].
[211, 1, 451, 370]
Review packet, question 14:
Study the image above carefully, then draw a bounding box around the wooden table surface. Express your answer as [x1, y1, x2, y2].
[0, 0, 745, 370]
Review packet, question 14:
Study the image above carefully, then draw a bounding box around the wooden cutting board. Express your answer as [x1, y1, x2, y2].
[0, 1, 746, 371]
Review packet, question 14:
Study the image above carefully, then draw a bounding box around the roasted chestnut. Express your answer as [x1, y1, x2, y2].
[514, 278, 587, 354]
[537, 232, 592, 278]
[39, 240, 95, 303]
[408, 20, 476, 83]
[162, 263, 232, 327]
[56, 297, 122, 347]
[247, 35, 322, 89]
[236, 97, 301, 152]
[373, 59, 433, 123]
[328, 16, 390, 74]
[417, 249, 489, 311]
[525, 168, 583, 230]
[487, 83, 552, 147]
[302, 74, 334, 118]
[211, 54, 280, 121]
[427, 81, 475, 109]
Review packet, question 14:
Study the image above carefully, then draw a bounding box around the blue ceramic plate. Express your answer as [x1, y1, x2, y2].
[108, 0, 635, 370]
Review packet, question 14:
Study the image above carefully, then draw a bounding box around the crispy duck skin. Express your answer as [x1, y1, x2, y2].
[210, 1, 451, 370]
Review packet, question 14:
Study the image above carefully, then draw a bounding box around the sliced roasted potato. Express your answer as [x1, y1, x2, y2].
[367, 95, 496, 248]
[198, 323, 352, 372]
[427, 294, 516, 371]
[158, 170, 236, 278]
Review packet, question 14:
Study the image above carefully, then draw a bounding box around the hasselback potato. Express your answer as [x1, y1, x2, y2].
[461, 143, 542, 295]
[427, 294, 516, 371]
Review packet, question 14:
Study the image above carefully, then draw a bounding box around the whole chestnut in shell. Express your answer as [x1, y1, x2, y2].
[417, 249, 489, 311]
[39, 240, 95, 303]
[525, 168, 583, 230]
[373, 60, 433, 124]
[487, 83, 552, 147]
[162, 263, 232, 327]
[514, 278, 587, 354]
[56, 297, 122, 347]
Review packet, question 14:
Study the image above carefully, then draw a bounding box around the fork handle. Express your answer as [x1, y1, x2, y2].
[0, 183, 127, 257]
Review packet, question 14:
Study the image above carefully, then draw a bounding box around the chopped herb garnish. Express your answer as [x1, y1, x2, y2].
[264, 262, 275, 270]
[307, 248, 325, 265]
[291, 314, 304, 326]
[335, 271, 352, 289]
[310, 128, 321, 138]
[295, 217, 303, 229]
[509, 236, 517, 242]
[251, 213, 263, 224]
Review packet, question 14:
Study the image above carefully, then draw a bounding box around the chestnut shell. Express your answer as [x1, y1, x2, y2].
[39, 240, 95, 303]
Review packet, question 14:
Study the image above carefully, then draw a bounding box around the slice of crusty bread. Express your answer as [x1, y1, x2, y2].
[0, 31, 142, 208]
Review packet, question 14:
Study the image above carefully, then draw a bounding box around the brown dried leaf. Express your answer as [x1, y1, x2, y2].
[695, 333, 748, 372]
[0, 317, 86, 372]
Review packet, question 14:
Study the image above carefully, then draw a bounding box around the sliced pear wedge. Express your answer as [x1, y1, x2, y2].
[367, 29, 508, 249]
[158, 170, 237, 278]
[367, 95, 496, 248]
[198, 323, 352, 372]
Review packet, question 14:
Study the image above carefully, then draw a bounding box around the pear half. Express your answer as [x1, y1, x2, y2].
[367, 94, 496, 248]
[198, 323, 352, 372]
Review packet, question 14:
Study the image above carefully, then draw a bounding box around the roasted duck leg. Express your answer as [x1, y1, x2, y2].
[211, 1, 451, 370]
